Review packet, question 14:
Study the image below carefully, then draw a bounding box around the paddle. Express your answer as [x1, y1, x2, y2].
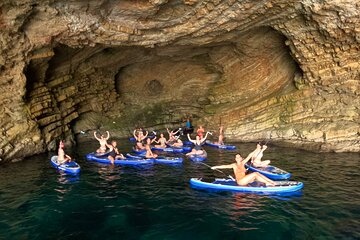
[199, 162, 235, 181]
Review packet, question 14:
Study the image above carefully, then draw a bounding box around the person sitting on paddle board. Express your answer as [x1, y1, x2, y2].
[133, 129, 148, 150]
[251, 144, 271, 167]
[214, 125, 224, 145]
[186, 132, 212, 156]
[169, 136, 183, 148]
[94, 131, 110, 153]
[106, 140, 126, 164]
[211, 152, 275, 186]
[58, 140, 72, 164]
[145, 138, 158, 159]
[153, 133, 167, 148]
[166, 128, 180, 144]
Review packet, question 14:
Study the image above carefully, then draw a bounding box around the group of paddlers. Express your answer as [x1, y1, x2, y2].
[58, 123, 274, 187]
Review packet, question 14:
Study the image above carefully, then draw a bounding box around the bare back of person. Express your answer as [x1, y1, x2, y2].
[99, 139, 107, 151]
[94, 131, 110, 153]
[215, 126, 224, 145]
[57, 141, 71, 164]
[58, 148, 66, 163]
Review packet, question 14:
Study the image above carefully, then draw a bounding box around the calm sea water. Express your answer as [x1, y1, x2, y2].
[0, 139, 359, 240]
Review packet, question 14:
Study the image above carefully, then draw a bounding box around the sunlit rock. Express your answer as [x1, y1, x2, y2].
[0, 0, 359, 162]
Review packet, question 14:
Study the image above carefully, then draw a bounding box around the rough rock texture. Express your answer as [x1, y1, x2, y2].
[0, 0, 359, 162]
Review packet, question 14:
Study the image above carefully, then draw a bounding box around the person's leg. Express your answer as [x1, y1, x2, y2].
[186, 149, 196, 156]
[254, 160, 270, 167]
[108, 156, 115, 165]
[195, 150, 204, 155]
[237, 173, 258, 186]
[261, 160, 271, 167]
[253, 172, 275, 186]
[237, 173, 275, 186]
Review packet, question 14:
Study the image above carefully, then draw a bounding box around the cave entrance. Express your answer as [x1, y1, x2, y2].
[24, 27, 302, 139]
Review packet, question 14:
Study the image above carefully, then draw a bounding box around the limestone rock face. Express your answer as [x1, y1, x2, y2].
[0, 0, 359, 162]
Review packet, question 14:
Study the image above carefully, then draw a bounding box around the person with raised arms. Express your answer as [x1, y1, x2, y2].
[133, 129, 148, 150]
[57, 140, 72, 164]
[153, 133, 167, 148]
[211, 151, 275, 186]
[94, 131, 110, 153]
[186, 132, 212, 156]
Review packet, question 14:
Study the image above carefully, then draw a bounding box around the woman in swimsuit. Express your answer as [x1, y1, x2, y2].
[133, 129, 148, 150]
[145, 138, 158, 159]
[94, 131, 110, 153]
[106, 140, 125, 164]
[154, 133, 167, 148]
[186, 132, 212, 156]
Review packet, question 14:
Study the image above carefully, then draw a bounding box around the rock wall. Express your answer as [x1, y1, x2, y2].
[0, 0, 359, 162]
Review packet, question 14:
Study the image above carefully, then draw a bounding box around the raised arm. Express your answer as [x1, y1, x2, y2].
[143, 131, 149, 139]
[133, 129, 138, 139]
[242, 151, 256, 164]
[261, 145, 267, 153]
[200, 131, 212, 143]
[187, 134, 195, 143]
[105, 131, 110, 140]
[94, 131, 100, 141]
[172, 129, 180, 135]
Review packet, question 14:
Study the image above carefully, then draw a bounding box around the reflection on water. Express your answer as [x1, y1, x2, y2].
[0, 140, 359, 239]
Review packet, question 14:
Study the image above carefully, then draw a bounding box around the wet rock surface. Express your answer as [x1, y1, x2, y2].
[0, 0, 359, 162]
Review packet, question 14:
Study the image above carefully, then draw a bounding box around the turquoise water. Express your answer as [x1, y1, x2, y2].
[0, 140, 359, 239]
